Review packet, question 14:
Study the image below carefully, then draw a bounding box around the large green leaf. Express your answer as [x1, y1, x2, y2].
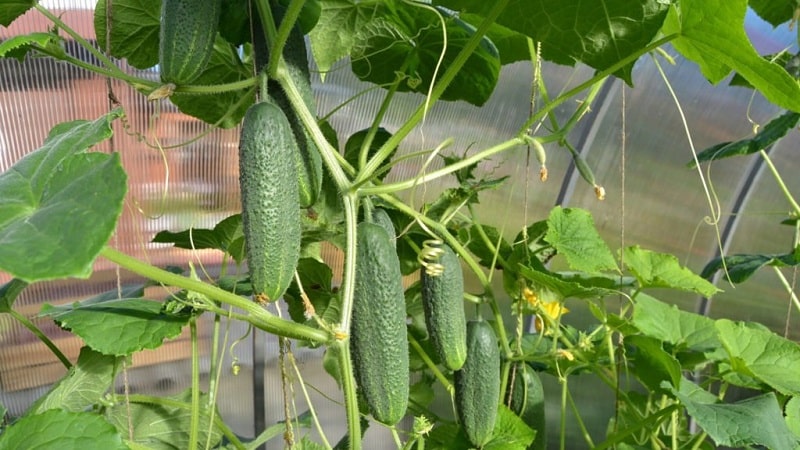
[0, 0, 36, 27]
[105, 389, 223, 449]
[632, 293, 720, 353]
[28, 347, 122, 415]
[672, 384, 800, 449]
[168, 36, 256, 128]
[350, 3, 500, 106]
[545, 207, 618, 274]
[691, 112, 800, 166]
[0, 409, 126, 450]
[0, 110, 127, 282]
[518, 266, 617, 300]
[749, 0, 798, 27]
[623, 245, 720, 297]
[716, 319, 800, 396]
[433, 0, 671, 84]
[94, 0, 160, 70]
[663, 0, 800, 112]
[41, 299, 188, 356]
[625, 335, 682, 393]
[309, 0, 380, 77]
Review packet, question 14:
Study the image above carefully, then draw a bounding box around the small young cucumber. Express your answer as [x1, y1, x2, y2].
[159, 0, 221, 84]
[238, 101, 301, 303]
[506, 362, 546, 450]
[350, 221, 409, 425]
[455, 320, 500, 447]
[420, 244, 467, 371]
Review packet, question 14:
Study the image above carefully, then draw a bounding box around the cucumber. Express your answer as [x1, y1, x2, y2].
[238, 101, 301, 302]
[420, 244, 467, 371]
[253, 5, 322, 207]
[507, 363, 546, 450]
[159, 0, 221, 84]
[350, 221, 409, 425]
[455, 320, 500, 447]
[371, 208, 396, 249]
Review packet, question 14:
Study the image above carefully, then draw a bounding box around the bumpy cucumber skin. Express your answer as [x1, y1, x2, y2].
[350, 222, 409, 425]
[420, 244, 467, 371]
[507, 363, 546, 450]
[238, 101, 301, 302]
[253, 7, 322, 207]
[455, 320, 500, 447]
[159, 0, 221, 84]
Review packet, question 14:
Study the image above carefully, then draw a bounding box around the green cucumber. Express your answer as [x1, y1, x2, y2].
[455, 320, 500, 447]
[159, 0, 221, 84]
[238, 101, 301, 303]
[371, 208, 396, 249]
[420, 244, 467, 371]
[507, 363, 546, 450]
[253, 5, 322, 207]
[350, 221, 409, 425]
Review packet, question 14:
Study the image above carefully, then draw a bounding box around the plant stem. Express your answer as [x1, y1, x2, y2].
[759, 149, 800, 217]
[355, 0, 512, 185]
[772, 266, 800, 314]
[189, 318, 200, 450]
[360, 136, 527, 196]
[7, 308, 71, 369]
[173, 77, 259, 95]
[335, 340, 362, 450]
[99, 247, 329, 343]
[409, 334, 453, 393]
[268, 0, 305, 79]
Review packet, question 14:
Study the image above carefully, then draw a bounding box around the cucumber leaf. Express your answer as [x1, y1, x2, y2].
[28, 347, 122, 415]
[623, 245, 720, 297]
[350, 3, 500, 106]
[700, 251, 799, 284]
[433, 0, 671, 85]
[663, 0, 800, 112]
[40, 299, 189, 356]
[0, 410, 126, 450]
[0, 279, 28, 313]
[0, 110, 126, 282]
[0, 0, 36, 27]
[748, 0, 799, 27]
[545, 207, 618, 274]
[152, 214, 245, 263]
[716, 319, 800, 396]
[94, 0, 161, 70]
[0, 32, 61, 61]
[632, 293, 720, 353]
[309, 0, 379, 78]
[690, 111, 800, 166]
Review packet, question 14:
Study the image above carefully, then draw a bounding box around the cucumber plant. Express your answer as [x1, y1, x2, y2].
[1, 1, 800, 450]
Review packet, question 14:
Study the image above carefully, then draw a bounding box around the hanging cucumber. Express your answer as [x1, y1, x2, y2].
[350, 222, 409, 425]
[253, 4, 322, 207]
[506, 362, 547, 450]
[455, 319, 500, 447]
[159, 0, 221, 84]
[420, 243, 467, 371]
[238, 101, 301, 303]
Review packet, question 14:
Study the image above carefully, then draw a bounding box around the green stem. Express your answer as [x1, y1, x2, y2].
[189, 318, 200, 450]
[99, 247, 329, 343]
[268, 0, 305, 79]
[772, 266, 800, 314]
[275, 62, 354, 189]
[355, 0, 512, 185]
[409, 334, 453, 393]
[339, 193, 360, 333]
[759, 149, 800, 217]
[173, 77, 259, 95]
[360, 137, 526, 196]
[7, 308, 71, 369]
[593, 405, 680, 450]
[255, 0, 278, 57]
[360, 69, 406, 172]
[336, 340, 362, 450]
[518, 34, 679, 135]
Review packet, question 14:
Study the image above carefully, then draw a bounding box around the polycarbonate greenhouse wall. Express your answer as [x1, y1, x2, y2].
[1, 1, 798, 448]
